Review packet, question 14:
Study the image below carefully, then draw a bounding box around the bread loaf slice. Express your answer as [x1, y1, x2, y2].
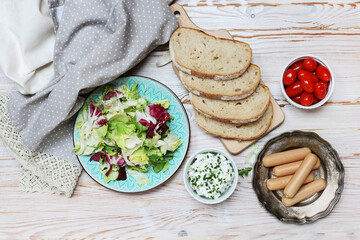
[191, 84, 270, 123]
[179, 64, 261, 100]
[194, 103, 273, 140]
[169, 27, 252, 80]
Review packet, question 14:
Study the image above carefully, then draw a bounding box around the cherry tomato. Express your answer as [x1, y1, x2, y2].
[286, 81, 303, 97]
[291, 96, 301, 104]
[300, 92, 314, 106]
[314, 82, 327, 99]
[304, 58, 317, 72]
[298, 70, 306, 79]
[313, 97, 320, 104]
[300, 75, 315, 93]
[324, 82, 328, 89]
[298, 70, 312, 80]
[283, 69, 297, 86]
[298, 70, 318, 84]
[319, 81, 329, 91]
[311, 73, 319, 83]
[290, 61, 304, 73]
[316, 65, 331, 82]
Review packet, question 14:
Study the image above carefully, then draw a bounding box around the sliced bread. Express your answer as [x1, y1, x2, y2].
[194, 103, 273, 140]
[169, 27, 252, 80]
[180, 64, 261, 100]
[190, 84, 270, 124]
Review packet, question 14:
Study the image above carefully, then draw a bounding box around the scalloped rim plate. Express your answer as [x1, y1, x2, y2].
[73, 76, 190, 192]
[253, 131, 344, 224]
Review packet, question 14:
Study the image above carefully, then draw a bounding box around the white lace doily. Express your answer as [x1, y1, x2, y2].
[0, 95, 81, 197]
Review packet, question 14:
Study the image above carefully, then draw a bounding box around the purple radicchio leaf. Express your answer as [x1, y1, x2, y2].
[105, 164, 112, 177]
[89, 104, 108, 127]
[117, 167, 127, 181]
[139, 118, 157, 138]
[139, 119, 150, 127]
[90, 152, 105, 162]
[105, 90, 123, 100]
[104, 151, 127, 167]
[156, 121, 169, 136]
[117, 156, 126, 166]
[148, 104, 171, 123]
[146, 122, 157, 138]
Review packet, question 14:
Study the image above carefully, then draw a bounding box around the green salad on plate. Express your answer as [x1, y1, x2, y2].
[73, 84, 182, 186]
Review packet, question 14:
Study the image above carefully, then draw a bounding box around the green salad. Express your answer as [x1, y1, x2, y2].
[73, 84, 182, 185]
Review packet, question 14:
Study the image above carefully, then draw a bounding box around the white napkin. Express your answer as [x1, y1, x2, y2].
[0, 0, 55, 94]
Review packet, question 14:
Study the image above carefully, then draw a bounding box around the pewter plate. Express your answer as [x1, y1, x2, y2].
[253, 131, 344, 224]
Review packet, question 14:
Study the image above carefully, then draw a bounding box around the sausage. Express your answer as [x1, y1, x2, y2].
[273, 159, 321, 177]
[282, 178, 327, 207]
[266, 172, 314, 191]
[283, 153, 318, 198]
[263, 147, 311, 167]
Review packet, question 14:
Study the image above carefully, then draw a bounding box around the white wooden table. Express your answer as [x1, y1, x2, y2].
[1, 1, 360, 238]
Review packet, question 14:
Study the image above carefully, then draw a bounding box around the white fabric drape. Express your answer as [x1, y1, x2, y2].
[0, 0, 55, 94]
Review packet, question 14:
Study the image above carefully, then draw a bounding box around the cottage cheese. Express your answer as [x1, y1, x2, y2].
[188, 152, 235, 199]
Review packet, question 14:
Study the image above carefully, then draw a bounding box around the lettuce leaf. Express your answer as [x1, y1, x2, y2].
[76, 102, 89, 130]
[121, 84, 140, 100]
[153, 99, 170, 109]
[107, 112, 129, 123]
[155, 131, 182, 154]
[99, 160, 120, 183]
[129, 147, 149, 166]
[73, 139, 96, 156]
[127, 169, 150, 186]
[103, 145, 120, 156]
[107, 121, 136, 149]
[73, 125, 108, 155]
[144, 133, 161, 148]
[127, 166, 148, 173]
[148, 148, 169, 173]
[161, 161, 170, 172]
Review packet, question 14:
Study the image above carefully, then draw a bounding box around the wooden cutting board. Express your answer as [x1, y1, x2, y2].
[170, 4, 285, 154]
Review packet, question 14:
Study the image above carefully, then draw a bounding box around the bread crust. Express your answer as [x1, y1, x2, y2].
[191, 84, 271, 123]
[178, 65, 261, 100]
[193, 105, 264, 124]
[169, 27, 253, 81]
[194, 103, 273, 140]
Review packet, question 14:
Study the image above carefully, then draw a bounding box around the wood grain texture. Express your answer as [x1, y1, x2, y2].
[1, 1, 360, 239]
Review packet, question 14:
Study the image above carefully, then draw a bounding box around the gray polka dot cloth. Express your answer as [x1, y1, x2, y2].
[8, 0, 178, 167]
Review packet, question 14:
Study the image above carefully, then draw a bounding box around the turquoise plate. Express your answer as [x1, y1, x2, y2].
[73, 76, 190, 192]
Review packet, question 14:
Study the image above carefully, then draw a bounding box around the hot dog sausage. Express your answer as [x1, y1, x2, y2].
[273, 159, 320, 177]
[263, 147, 311, 167]
[283, 153, 318, 198]
[266, 172, 314, 191]
[282, 178, 327, 207]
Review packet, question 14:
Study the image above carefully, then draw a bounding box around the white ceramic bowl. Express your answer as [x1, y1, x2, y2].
[183, 148, 238, 204]
[281, 55, 334, 109]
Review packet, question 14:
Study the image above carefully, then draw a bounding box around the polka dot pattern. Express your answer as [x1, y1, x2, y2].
[8, 0, 178, 166]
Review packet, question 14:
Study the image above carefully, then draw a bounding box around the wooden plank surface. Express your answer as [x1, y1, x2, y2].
[1, 1, 360, 239]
